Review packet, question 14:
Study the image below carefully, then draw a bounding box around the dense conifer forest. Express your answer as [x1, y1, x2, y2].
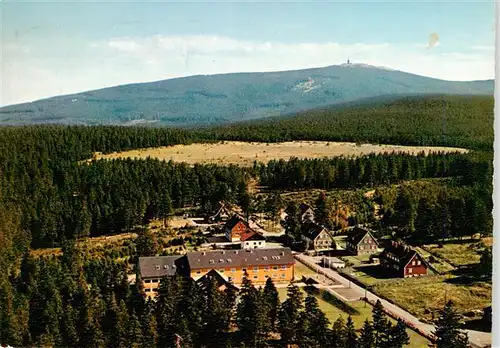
[0, 95, 493, 346]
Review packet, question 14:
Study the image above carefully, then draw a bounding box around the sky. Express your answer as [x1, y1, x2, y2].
[2, 0, 496, 106]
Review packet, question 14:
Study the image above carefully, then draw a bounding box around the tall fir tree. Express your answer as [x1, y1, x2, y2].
[434, 301, 469, 348]
[262, 277, 280, 331]
[372, 300, 392, 347]
[344, 316, 358, 347]
[358, 319, 375, 348]
[278, 283, 304, 346]
[388, 319, 409, 348]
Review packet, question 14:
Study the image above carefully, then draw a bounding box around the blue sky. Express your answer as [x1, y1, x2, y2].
[2, 0, 496, 106]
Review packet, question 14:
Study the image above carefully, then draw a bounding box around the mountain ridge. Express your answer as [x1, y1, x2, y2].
[0, 63, 494, 126]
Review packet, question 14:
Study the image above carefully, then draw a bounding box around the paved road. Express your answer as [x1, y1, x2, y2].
[296, 254, 492, 348]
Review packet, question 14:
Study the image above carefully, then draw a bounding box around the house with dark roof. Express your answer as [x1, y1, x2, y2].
[299, 203, 315, 222]
[380, 241, 429, 278]
[138, 256, 185, 297]
[300, 222, 335, 251]
[186, 248, 295, 285]
[223, 214, 250, 242]
[345, 227, 379, 255]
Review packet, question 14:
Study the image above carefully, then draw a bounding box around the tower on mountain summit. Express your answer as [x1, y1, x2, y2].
[347, 59, 351, 64]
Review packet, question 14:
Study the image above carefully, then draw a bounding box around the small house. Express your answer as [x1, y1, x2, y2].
[380, 241, 429, 278]
[301, 222, 335, 251]
[223, 215, 250, 242]
[345, 227, 379, 255]
[240, 230, 266, 249]
[299, 203, 315, 222]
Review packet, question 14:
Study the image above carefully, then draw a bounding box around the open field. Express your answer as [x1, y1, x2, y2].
[372, 275, 492, 322]
[423, 237, 492, 267]
[91, 141, 468, 166]
[277, 288, 430, 347]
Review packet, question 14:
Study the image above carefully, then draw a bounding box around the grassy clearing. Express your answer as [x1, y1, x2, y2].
[414, 247, 456, 274]
[92, 141, 468, 166]
[277, 288, 430, 347]
[372, 275, 492, 321]
[423, 238, 491, 267]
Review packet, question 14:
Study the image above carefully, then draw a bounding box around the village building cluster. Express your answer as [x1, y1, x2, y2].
[138, 201, 430, 298]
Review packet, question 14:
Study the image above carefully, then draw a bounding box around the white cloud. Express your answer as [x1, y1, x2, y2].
[1, 34, 495, 106]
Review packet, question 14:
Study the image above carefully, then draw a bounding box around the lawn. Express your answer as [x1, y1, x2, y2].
[277, 287, 431, 347]
[294, 260, 318, 280]
[372, 275, 492, 322]
[423, 238, 490, 267]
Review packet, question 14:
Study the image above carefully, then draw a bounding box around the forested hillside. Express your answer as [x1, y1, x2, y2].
[210, 95, 494, 150]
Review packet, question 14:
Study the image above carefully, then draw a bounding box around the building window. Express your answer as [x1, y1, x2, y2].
[219, 269, 224, 273]
[153, 288, 158, 291]
[196, 270, 201, 274]
[408, 268, 413, 273]
[152, 279, 159, 283]
[145, 289, 151, 292]
[272, 274, 277, 278]
[145, 280, 151, 283]
[242, 268, 247, 272]
[253, 267, 258, 271]
[265, 275, 269, 278]
[253, 276, 258, 279]
[417, 261, 421, 266]
[264, 266, 269, 271]
[231, 268, 236, 272]
[281, 273, 286, 278]
[155, 265, 161, 270]
[281, 265, 286, 270]
[273, 266, 278, 270]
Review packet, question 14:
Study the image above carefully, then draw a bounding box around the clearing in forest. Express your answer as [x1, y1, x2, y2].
[91, 141, 468, 165]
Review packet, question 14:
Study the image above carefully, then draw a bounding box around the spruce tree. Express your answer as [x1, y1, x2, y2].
[344, 316, 358, 347]
[359, 319, 375, 348]
[278, 283, 304, 345]
[434, 301, 469, 348]
[303, 294, 330, 347]
[262, 277, 280, 331]
[331, 316, 346, 348]
[372, 300, 391, 346]
[388, 319, 409, 348]
[236, 275, 268, 347]
[128, 310, 144, 348]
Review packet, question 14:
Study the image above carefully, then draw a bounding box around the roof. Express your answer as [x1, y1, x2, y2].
[195, 269, 238, 291]
[381, 241, 426, 268]
[139, 256, 182, 278]
[299, 203, 313, 215]
[224, 214, 245, 230]
[302, 222, 330, 241]
[186, 248, 294, 269]
[346, 227, 378, 246]
[240, 229, 265, 242]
